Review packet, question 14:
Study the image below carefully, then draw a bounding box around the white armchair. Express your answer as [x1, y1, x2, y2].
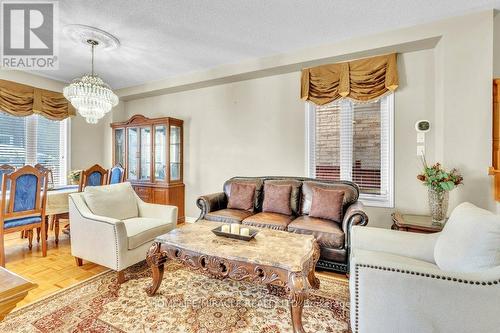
[69, 182, 177, 283]
[350, 203, 500, 333]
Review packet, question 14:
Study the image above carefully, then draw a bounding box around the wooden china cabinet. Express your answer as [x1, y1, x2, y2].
[111, 114, 185, 223]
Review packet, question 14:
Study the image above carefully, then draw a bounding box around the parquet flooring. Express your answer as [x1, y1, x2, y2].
[3, 231, 107, 309]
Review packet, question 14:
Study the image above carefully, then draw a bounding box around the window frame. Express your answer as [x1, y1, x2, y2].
[305, 94, 394, 208]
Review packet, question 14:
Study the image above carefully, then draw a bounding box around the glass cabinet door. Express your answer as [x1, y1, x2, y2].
[154, 125, 167, 181]
[114, 128, 125, 166]
[127, 127, 138, 180]
[140, 127, 151, 181]
[170, 125, 181, 181]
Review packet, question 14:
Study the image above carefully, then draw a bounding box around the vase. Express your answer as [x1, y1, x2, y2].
[428, 188, 449, 225]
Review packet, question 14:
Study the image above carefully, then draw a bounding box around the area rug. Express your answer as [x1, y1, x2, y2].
[0, 261, 350, 332]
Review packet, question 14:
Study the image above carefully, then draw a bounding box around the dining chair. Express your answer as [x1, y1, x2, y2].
[78, 164, 108, 192]
[34, 164, 56, 244]
[108, 163, 126, 184]
[0, 165, 48, 267]
[0, 164, 15, 189]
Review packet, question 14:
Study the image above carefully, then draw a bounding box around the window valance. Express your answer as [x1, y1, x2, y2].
[301, 53, 399, 105]
[0, 79, 75, 120]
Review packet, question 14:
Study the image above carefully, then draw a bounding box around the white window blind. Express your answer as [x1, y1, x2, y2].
[0, 112, 68, 185]
[307, 94, 394, 207]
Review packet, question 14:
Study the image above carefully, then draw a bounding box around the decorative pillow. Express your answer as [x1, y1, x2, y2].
[434, 202, 500, 272]
[227, 182, 256, 211]
[84, 182, 138, 220]
[262, 183, 292, 215]
[309, 187, 345, 223]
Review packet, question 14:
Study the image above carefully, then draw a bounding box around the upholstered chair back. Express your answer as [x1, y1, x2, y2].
[221, 176, 360, 215]
[0, 165, 47, 223]
[79, 164, 108, 192]
[108, 164, 125, 184]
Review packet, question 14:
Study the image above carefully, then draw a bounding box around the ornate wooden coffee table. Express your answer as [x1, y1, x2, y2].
[146, 220, 320, 333]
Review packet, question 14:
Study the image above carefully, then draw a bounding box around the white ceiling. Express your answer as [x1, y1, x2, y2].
[29, 0, 500, 89]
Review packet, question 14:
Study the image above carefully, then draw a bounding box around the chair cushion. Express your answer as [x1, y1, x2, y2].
[434, 202, 500, 272]
[262, 183, 292, 215]
[224, 178, 264, 212]
[122, 217, 172, 250]
[227, 182, 256, 211]
[309, 187, 345, 223]
[242, 212, 294, 231]
[301, 181, 358, 215]
[264, 179, 303, 215]
[84, 182, 138, 220]
[205, 209, 254, 224]
[288, 216, 344, 249]
[4, 216, 42, 229]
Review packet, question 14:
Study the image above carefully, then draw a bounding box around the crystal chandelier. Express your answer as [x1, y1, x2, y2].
[63, 39, 118, 124]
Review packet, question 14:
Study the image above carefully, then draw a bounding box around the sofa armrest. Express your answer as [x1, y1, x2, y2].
[351, 226, 439, 263]
[196, 192, 227, 220]
[69, 194, 128, 271]
[350, 249, 500, 333]
[341, 201, 368, 249]
[138, 199, 178, 224]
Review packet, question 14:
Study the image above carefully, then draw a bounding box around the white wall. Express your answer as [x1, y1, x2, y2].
[120, 11, 496, 227]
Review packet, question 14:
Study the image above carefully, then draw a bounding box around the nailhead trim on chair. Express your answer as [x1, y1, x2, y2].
[353, 263, 500, 333]
[113, 225, 119, 270]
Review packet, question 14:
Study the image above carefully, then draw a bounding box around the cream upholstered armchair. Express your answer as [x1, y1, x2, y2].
[349, 202, 500, 333]
[69, 182, 177, 283]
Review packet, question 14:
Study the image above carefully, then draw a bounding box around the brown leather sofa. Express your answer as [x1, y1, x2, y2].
[196, 176, 369, 273]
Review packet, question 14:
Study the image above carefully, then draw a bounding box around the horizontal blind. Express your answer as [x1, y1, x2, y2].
[311, 95, 392, 201]
[0, 112, 67, 185]
[351, 100, 382, 194]
[314, 102, 341, 180]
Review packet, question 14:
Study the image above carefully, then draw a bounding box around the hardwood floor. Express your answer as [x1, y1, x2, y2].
[2, 225, 346, 311]
[3, 231, 107, 309]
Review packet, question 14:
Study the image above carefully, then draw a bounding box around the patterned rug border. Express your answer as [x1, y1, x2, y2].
[7, 268, 113, 317]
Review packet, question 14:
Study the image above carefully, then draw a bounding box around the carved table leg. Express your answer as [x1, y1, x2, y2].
[146, 242, 166, 296]
[288, 273, 308, 333]
[308, 241, 321, 289]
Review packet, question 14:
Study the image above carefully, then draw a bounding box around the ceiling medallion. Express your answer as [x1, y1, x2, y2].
[63, 25, 119, 124]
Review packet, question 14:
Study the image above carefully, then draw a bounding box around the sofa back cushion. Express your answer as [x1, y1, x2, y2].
[224, 178, 264, 212]
[434, 202, 500, 272]
[227, 182, 256, 211]
[83, 182, 138, 220]
[309, 187, 345, 223]
[301, 181, 358, 215]
[264, 179, 302, 215]
[262, 183, 292, 215]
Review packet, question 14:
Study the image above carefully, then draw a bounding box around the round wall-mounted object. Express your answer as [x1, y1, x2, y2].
[415, 120, 430, 132]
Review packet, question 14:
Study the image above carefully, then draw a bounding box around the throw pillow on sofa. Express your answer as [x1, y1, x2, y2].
[309, 187, 345, 223]
[227, 182, 256, 211]
[434, 202, 500, 272]
[262, 183, 292, 215]
[83, 182, 138, 220]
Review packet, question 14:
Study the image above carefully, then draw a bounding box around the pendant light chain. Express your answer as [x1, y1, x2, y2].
[91, 43, 94, 76]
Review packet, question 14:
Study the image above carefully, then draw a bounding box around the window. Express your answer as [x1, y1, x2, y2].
[0, 112, 69, 185]
[306, 94, 394, 207]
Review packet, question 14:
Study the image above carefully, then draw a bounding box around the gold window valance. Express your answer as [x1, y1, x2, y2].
[301, 53, 399, 105]
[0, 79, 75, 120]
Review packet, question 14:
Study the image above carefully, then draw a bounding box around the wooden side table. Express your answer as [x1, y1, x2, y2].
[0, 267, 37, 321]
[391, 212, 444, 234]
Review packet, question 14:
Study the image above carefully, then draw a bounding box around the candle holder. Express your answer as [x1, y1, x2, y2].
[212, 225, 258, 241]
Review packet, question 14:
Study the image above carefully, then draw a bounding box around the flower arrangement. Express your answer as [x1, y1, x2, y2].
[417, 158, 463, 192]
[68, 170, 82, 185]
[417, 156, 463, 224]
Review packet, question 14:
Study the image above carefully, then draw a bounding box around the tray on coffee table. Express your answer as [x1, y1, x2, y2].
[211, 225, 258, 241]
